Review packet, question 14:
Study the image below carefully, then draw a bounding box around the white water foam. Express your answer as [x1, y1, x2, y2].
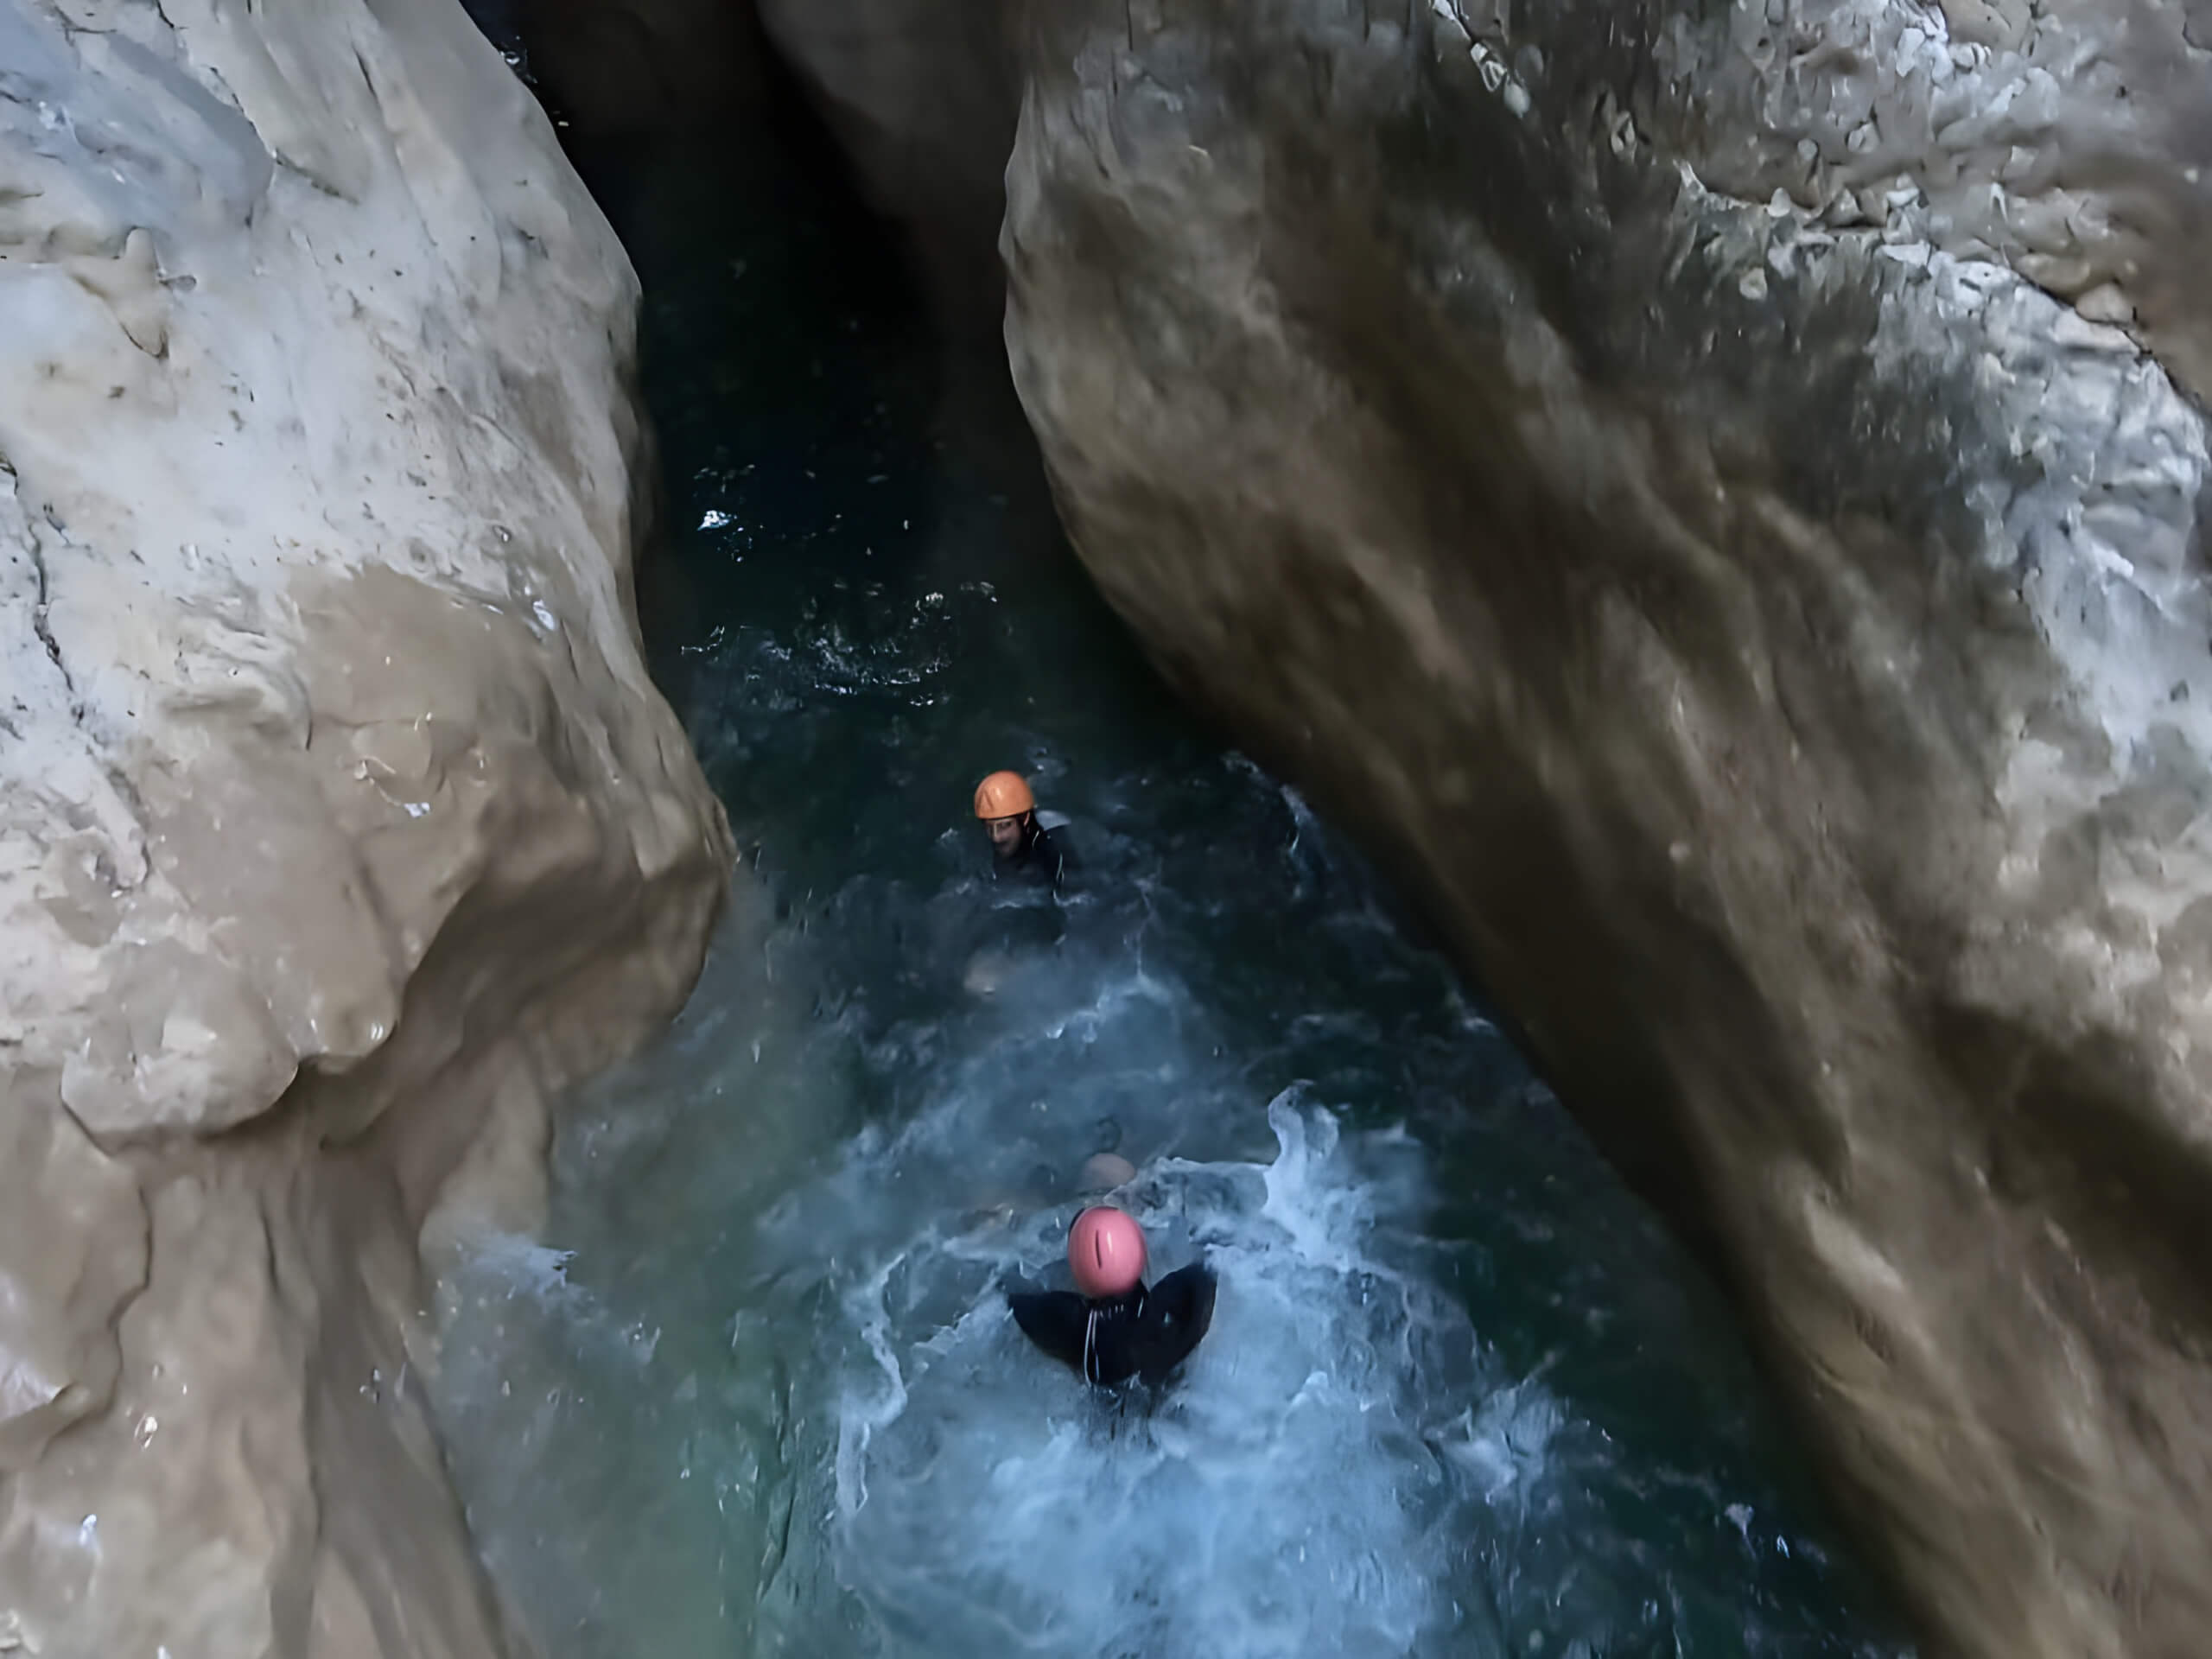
[755, 1091, 1578, 1657]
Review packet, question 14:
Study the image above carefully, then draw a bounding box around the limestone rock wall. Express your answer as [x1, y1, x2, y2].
[0, 0, 730, 1652]
[750, 1, 2212, 1654]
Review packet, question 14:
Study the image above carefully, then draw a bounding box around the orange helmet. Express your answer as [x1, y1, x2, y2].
[973, 771, 1036, 821]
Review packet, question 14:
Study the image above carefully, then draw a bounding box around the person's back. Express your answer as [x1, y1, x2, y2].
[1007, 1206, 1217, 1389]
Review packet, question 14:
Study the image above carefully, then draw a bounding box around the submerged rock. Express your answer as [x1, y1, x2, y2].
[1078, 1151, 1137, 1192]
[755, 1, 2212, 1653]
[0, 0, 728, 1652]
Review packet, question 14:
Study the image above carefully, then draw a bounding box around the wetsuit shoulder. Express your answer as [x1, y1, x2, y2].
[1130, 1263, 1217, 1385]
[1029, 823, 1068, 893]
[1007, 1288, 1090, 1375]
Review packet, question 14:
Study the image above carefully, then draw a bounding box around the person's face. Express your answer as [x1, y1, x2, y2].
[986, 814, 1024, 853]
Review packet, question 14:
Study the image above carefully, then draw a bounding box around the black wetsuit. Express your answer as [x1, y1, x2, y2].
[992, 817, 1067, 896]
[1008, 1264, 1217, 1388]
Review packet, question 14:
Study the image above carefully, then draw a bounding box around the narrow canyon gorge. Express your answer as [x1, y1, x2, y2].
[5, 0, 2209, 1655]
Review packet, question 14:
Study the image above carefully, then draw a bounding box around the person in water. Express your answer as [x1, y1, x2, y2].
[974, 770, 1067, 894]
[1009, 1206, 1217, 1389]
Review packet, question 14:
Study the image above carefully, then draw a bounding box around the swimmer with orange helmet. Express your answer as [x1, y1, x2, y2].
[1008, 1206, 1217, 1388]
[972, 770, 1067, 895]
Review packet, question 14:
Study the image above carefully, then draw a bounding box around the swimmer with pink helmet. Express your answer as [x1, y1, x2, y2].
[1008, 1205, 1217, 1388]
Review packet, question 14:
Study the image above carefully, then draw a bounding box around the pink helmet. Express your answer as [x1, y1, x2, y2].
[1068, 1206, 1147, 1298]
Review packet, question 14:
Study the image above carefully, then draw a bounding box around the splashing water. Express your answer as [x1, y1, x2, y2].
[810, 1096, 1509, 1658]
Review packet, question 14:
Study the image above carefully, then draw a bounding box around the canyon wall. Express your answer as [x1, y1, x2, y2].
[0, 0, 729, 1651]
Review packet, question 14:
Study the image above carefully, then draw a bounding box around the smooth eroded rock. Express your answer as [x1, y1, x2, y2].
[0, 0, 730, 1651]
[753, 1, 2212, 1653]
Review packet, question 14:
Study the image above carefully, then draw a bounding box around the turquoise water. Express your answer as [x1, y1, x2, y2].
[428, 80, 1912, 1659]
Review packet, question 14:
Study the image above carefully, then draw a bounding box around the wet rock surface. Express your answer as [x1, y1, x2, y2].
[0, 0, 728, 1651]
[749, 1, 2212, 1654]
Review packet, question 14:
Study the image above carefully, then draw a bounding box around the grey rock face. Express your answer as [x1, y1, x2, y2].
[0, 0, 729, 1650]
[755, 1, 2212, 1653]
